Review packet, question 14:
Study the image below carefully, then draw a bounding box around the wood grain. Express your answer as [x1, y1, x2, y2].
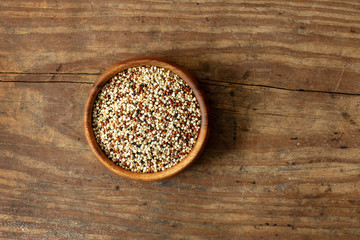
[1, 0, 360, 94]
[1, 0, 360, 239]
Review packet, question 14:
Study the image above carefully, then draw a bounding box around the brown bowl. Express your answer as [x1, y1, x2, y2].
[84, 57, 209, 181]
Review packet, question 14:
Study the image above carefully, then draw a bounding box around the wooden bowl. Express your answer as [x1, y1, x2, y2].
[84, 57, 209, 181]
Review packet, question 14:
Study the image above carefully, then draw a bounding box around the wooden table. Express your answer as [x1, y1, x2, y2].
[1, 1, 360, 239]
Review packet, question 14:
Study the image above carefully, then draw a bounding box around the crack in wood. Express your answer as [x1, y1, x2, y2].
[203, 79, 360, 96]
[0, 72, 100, 76]
[1, 73, 360, 96]
[0, 80, 93, 84]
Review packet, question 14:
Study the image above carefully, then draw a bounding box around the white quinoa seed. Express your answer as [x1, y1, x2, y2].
[92, 65, 201, 173]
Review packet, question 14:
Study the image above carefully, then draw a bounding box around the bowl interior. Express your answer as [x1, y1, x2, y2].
[84, 57, 209, 181]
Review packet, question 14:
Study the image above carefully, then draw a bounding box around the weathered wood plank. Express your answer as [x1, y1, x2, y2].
[1, 0, 360, 239]
[1, 0, 360, 93]
[1, 75, 359, 239]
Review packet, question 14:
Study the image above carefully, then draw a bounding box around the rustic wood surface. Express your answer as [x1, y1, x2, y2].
[1, 0, 360, 239]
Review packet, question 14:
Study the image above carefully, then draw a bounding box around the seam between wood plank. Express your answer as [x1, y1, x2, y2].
[203, 79, 360, 96]
[0, 72, 100, 76]
[1, 73, 360, 96]
[0, 80, 94, 84]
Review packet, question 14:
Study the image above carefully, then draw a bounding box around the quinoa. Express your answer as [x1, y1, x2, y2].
[92, 65, 201, 173]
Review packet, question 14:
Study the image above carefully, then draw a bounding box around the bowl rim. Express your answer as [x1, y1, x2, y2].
[84, 57, 209, 181]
